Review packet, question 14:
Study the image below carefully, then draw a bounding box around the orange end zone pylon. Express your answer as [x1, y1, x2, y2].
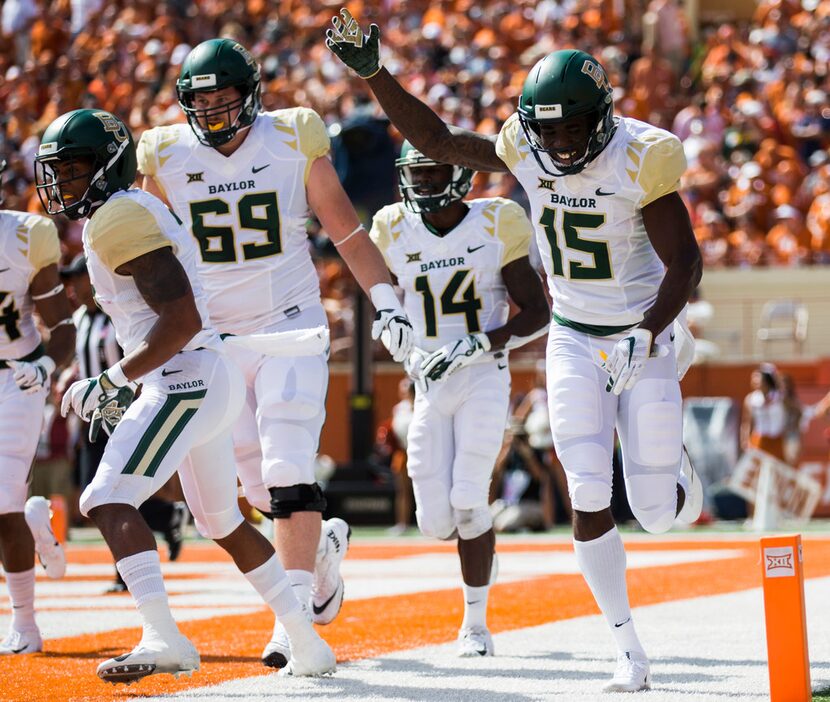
[760, 534, 811, 702]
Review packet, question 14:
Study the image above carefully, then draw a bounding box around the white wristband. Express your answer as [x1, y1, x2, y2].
[369, 283, 401, 312]
[39, 356, 56, 378]
[105, 361, 129, 387]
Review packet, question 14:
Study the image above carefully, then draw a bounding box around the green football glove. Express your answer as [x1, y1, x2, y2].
[61, 370, 136, 442]
[325, 8, 382, 78]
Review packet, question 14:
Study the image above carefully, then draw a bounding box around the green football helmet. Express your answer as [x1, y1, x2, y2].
[176, 38, 262, 148]
[34, 109, 137, 220]
[395, 140, 473, 213]
[517, 49, 616, 176]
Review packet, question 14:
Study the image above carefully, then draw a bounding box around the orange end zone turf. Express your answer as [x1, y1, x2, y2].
[3, 537, 830, 702]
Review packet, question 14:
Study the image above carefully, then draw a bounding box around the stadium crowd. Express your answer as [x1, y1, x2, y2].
[0, 0, 828, 336]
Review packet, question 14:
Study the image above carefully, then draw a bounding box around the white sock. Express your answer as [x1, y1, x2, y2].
[6, 568, 37, 631]
[573, 527, 645, 656]
[286, 569, 313, 610]
[460, 583, 490, 630]
[116, 550, 179, 643]
[244, 554, 299, 618]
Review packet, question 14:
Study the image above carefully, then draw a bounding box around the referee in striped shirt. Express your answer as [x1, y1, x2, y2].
[61, 255, 188, 591]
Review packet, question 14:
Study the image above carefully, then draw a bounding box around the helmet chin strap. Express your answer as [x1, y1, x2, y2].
[75, 137, 133, 215]
[195, 93, 254, 142]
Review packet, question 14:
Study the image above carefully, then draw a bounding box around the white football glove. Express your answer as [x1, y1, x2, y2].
[404, 348, 430, 393]
[601, 328, 654, 395]
[8, 356, 56, 395]
[61, 370, 136, 441]
[370, 283, 414, 363]
[420, 332, 491, 382]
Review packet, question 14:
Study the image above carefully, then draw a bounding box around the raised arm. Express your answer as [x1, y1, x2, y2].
[326, 10, 508, 173]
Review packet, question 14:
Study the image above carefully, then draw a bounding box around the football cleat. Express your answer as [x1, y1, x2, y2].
[97, 634, 199, 685]
[0, 628, 43, 655]
[261, 601, 311, 669]
[457, 626, 494, 657]
[24, 496, 66, 579]
[676, 446, 704, 525]
[603, 650, 651, 692]
[277, 631, 336, 677]
[311, 518, 351, 625]
[261, 625, 291, 669]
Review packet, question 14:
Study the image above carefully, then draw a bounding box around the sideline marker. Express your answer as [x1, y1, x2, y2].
[49, 493, 68, 544]
[760, 534, 811, 701]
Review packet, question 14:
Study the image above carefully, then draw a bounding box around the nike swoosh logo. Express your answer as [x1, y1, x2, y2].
[670, 332, 675, 342]
[312, 590, 340, 616]
[0, 268, 9, 274]
[595, 188, 615, 196]
[466, 244, 485, 253]
[161, 369, 182, 376]
[252, 164, 270, 174]
[614, 617, 631, 628]
[497, 363, 507, 370]
[11, 646, 27, 654]
[466, 600, 481, 606]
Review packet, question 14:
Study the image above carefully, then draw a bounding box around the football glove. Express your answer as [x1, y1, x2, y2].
[8, 356, 56, 395]
[61, 371, 136, 441]
[370, 283, 414, 363]
[601, 328, 654, 395]
[420, 332, 491, 382]
[404, 348, 430, 393]
[325, 9, 382, 78]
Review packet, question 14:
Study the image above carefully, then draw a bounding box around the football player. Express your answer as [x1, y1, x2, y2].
[136, 39, 413, 667]
[35, 109, 336, 682]
[327, 16, 704, 692]
[371, 142, 549, 655]
[0, 159, 74, 655]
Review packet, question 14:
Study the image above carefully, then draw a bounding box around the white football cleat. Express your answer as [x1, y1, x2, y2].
[97, 634, 199, 685]
[603, 650, 651, 692]
[262, 602, 312, 669]
[24, 496, 66, 579]
[277, 631, 336, 677]
[261, 623, 291, 669]
[457, 626, 494, 657]
[311, 518, 351, 625]
[0, 628, 43, 655]
[676, 446, 704, 525]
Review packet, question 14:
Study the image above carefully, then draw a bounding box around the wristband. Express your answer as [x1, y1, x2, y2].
[105, 361, 129, 387]
[369, 283, 401, 312]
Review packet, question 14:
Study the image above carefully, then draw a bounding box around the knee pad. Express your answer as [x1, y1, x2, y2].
[625, 473, 677, 534]
[559, 441, 612, 512]
[548, 361, 601, 441]
[415, 508, 456, 540]
[193, 504, 245, 540]
[453, 506, 493, 540]
[625, 379, 682, 467]
[268, 483, 327, 519]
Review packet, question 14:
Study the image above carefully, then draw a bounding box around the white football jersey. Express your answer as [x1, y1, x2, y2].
[370, 198, 532, 352]
[0, 211, 61, 360]
[137, 108, 330, 335]
[83, 189, 220, 359]
[496, 115, 686, 328]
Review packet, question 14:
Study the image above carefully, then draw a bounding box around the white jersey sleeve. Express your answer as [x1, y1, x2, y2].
[0, 211, 61, 360]
[370, 198, 531, 352]
[82, 189, 221, 360]
[140, 110, 329, 335]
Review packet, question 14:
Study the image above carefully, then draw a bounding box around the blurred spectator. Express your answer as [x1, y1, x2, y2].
[741, 363, 787, 461]
[779, 373, 804, 465]
[490, 419, 554, 533]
